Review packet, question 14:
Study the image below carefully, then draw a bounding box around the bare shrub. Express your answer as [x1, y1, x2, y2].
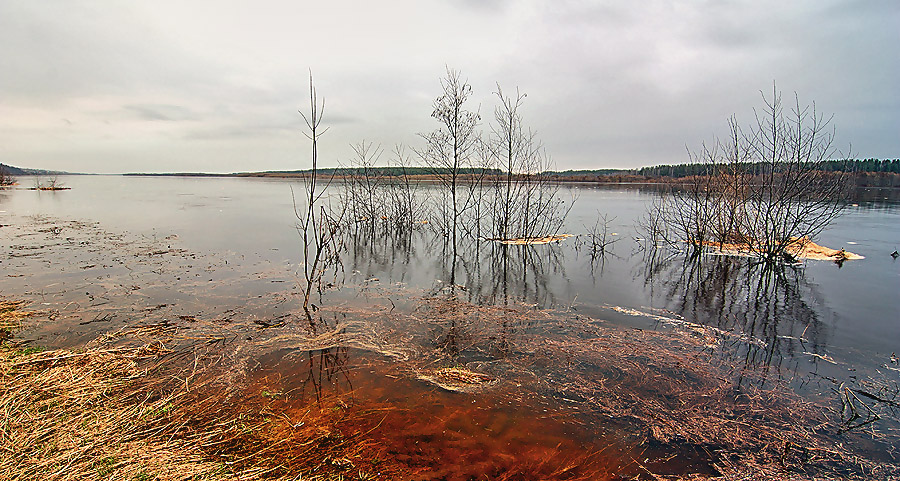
[386, 145, 423, 234]
[739, 86, 848, 262]
[645, 84, 849, 264]
[343, 140, 385, 230]
[484, 85, 571, 242]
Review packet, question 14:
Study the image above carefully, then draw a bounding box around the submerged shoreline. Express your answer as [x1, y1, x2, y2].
[2, 213, 899, 479]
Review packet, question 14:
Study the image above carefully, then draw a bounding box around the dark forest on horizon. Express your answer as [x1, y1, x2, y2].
[3, 158, 900, 188]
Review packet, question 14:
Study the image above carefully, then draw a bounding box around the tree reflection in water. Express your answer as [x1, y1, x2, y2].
[343, 222, 572, 309]
[301, 346, 353, 403]
[636, 246, 837, 387]
[340, 218, 837, 383]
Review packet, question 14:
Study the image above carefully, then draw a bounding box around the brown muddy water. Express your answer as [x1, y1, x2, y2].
[2, 176, 899, 479]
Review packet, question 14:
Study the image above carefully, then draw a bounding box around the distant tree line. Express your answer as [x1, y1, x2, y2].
[548, 169, 633, 177]
[1, 163, 31, 177]
[637, 158, 900, 178]
[822, 158, 900, 173]
[246, 158, 900, 183]
[252, 166, 503, 177]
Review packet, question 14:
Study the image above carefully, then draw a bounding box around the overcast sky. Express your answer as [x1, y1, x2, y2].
[1, 1, 897, 174]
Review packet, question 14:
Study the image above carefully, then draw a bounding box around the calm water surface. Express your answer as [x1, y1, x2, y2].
[2, 175, 898, 374]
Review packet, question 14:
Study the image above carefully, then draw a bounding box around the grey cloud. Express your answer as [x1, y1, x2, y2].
[180, 116, 364, 142]
[125, 104, 200, 122]
[0, 1, 225, 104]
[183, 121, 295, 141]
[452, 0, 512, 13]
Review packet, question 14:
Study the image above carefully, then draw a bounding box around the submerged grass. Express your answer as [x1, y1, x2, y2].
[2, 296, 897, 480]
[403, 295, 900, 479]
[0, 300, 406, 481]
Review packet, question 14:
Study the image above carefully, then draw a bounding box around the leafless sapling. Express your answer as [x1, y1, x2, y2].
[294, 73, 346, 319]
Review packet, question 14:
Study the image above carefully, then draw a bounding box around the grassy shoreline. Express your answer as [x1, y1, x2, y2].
[3, 297, 899, 480]
[0, 301, 404, 481]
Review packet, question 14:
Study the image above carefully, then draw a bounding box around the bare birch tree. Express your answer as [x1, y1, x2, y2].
[415, 67, 480, 278]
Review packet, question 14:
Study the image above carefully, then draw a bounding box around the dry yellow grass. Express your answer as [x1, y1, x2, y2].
[707, 236, 864, 261]
[0, 345, 224, 480]
[785, 236, 865, 260]
[0, 301, 401, 481]
[0, 300, 30, 331]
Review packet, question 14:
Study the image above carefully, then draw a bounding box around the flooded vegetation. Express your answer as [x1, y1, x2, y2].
[2, 174, 900, 479]
[0, 78, 896, 477]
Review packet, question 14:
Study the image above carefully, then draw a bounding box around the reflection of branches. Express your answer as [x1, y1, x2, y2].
[374, 224, 572, 309]
[580, 212, 620, 259]
[299, 346, 353, 403]
[639, 251, 827, 375]
[467, 241, 568, 307]
[575, 213, 624, 277]
[344, 222, 418, 284]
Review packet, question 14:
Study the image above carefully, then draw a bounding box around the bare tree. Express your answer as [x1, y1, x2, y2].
[644, 84, 849, 265]
[486, 85, 532, 241]
[484, 84, 571, 242]
[415, 67, 481, 278]
[739, 85, 848, 262]
[294, 73, 346, 319]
